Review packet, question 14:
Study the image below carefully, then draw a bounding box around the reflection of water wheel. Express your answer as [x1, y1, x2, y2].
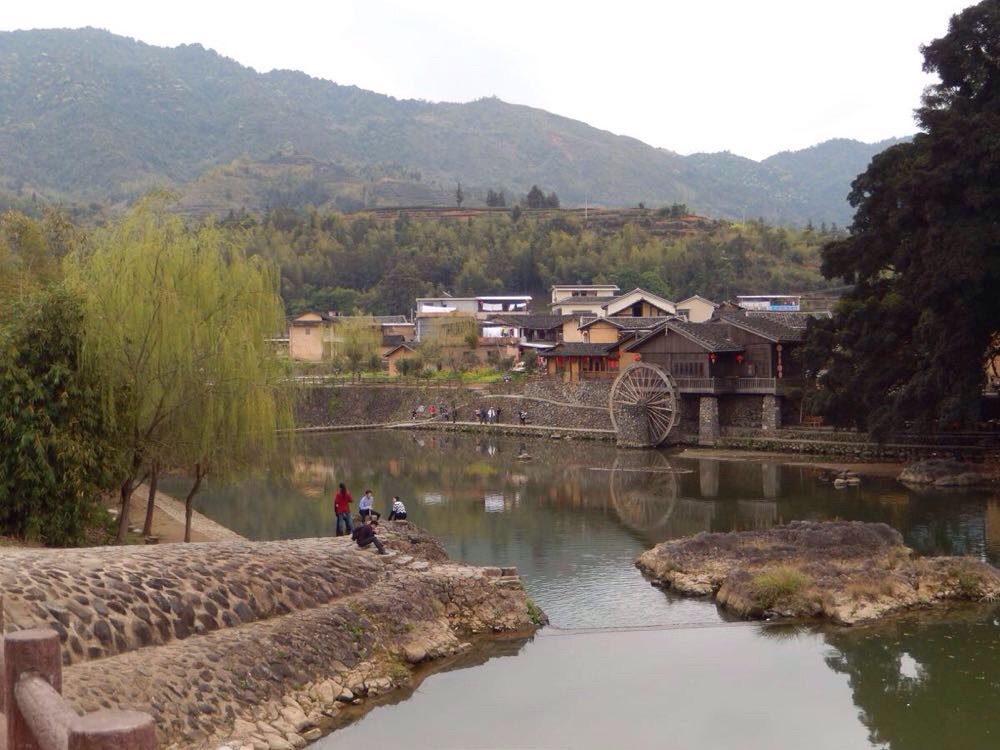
[609, 453, 678, 533]
[609, 363, 678, 447]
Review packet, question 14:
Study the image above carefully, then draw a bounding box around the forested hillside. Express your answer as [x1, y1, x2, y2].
[1, 203, 840, 318]
[234, 208, 841, 315]
[0, 28, 905, 225]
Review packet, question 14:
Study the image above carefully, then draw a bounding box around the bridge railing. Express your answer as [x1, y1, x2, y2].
[2, 602, 157, 750]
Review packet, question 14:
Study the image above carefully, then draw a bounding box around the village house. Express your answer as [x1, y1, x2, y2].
[489, 314, 571, 357]
[557, 287, 678, 342]
[620, 307, 820, 443]
[414, 294, 531, 340]
[549, 284, 621, 316]
[288, 312, 413, 361]
[675, 294, 718, 323]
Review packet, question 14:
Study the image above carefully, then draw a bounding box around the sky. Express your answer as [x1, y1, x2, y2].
[1, 0, 975, 160]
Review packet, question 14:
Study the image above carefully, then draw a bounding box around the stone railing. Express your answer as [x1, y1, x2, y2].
[2, 603, 157, 750]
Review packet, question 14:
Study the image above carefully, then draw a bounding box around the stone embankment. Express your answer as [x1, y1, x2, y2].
[294, 379, 615, 434]
[635, 520, 1000, 625]
[0, 524, 541, 748]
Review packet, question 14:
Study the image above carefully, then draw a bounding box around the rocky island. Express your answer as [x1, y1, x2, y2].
[635, 520, 1000, 625]
[0, 524, 543, 749]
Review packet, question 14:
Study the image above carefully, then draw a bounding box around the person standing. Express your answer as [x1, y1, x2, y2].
[388, 496, 407, 520]
[359, 488, 381, 521]
[334, 482, 353, 536]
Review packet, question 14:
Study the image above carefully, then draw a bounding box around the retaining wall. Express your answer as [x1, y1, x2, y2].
[0, 525, 537, 748]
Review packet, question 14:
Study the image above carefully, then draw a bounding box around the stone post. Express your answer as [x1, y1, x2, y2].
[5, 628, 62, 750]
[698, 396, 720, 447]
[616, 404, 651, 448]
[762, 394, 781, 431]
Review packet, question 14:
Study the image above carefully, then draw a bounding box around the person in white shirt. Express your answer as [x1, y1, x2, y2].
[388, 496, 407, 521]
[358, 489, 381, 521]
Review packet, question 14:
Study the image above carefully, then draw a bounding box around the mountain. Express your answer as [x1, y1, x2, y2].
[0, 28, 908, 225]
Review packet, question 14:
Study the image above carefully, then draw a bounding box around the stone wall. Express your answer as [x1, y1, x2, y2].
[718, 395, 765, 429]
[0, 525, 538, 748]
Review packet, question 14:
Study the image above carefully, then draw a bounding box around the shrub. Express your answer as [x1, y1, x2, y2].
[750, 566, 810, 608]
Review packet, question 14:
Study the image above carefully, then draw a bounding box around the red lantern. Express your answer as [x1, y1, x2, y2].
[736, 353, 744, 363]
[709, 353, 717, 363]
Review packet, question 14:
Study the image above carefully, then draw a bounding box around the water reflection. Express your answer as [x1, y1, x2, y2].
[822, 605, 1000, 749]
[181, 430, 1000, 629]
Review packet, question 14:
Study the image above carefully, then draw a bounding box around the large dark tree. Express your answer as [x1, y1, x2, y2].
[805, 1, 1000, 434]
[0, 286, 122, 545]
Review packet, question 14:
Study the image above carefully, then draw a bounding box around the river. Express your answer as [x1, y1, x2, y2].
[181, 430, 1000, 749]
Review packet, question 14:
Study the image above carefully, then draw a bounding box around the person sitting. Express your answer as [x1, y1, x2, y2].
[388, 496, 407, 520]
[358, 489, 381, 521]
[352, 519, 386, 554]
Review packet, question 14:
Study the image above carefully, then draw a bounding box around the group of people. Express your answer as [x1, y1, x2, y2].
[411, 404, 459, 423]
[332, 483, 408, 555]
[474, 407, 529, 425]
[476, 407, 503, 424]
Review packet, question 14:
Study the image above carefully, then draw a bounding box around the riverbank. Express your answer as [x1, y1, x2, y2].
[294, 381, 1000, 463]
[0, 524, 540, 748]
[118, 482, 247, 543]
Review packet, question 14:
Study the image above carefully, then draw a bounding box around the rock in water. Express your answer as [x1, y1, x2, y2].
[635, 520, 1000, 625]
[898, 459, 993, 488]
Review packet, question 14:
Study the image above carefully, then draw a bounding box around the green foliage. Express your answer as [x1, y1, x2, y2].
[0, 286, 122, 545]
[67, 196, 292, 541]
[751, 566, 810, 609]
[804, 1, 1000, 434]
[526, 598, 546, 626]
[244, 209, 833, 315]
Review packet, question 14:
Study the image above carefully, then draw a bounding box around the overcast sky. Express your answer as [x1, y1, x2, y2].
[2, 0, 973, 159]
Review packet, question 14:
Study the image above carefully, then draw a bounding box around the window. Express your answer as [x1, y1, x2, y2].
[672, 361, 705, 377]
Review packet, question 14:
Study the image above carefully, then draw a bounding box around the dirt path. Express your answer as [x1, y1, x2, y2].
[120, 484, 246, 543]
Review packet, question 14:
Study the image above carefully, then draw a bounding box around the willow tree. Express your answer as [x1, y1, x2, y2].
[68, 196, 291, 542]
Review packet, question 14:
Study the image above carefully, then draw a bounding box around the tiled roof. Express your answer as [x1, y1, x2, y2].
[581, 316, 672, 331]
[381, 333, 406, 348]
[669, 321, 744, 352]
[718, 311, 805, 342]
[490, 314, 570, 330]
[375, 315, 411, 325]
[547, 342, 620, 357]
[551, 296, 619, 307]
[745, 310, 830, 329]
[625, 321, 743, 353]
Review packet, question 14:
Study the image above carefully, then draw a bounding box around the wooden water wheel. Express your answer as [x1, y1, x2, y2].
[609, 452, 679, 533]
[609, 362, 678, 447]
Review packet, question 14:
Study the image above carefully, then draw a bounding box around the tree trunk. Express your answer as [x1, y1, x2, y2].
[115, 450, 146, 544]
[184, 464, 205, 543]
[115, 477, 134, 544]
[142, 462, 159, 537]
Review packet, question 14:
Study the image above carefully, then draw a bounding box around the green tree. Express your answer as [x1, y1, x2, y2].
[68, 197, 291, 542]
[336, 316, 380, 381]
[0, 286, 123, 545]
[805, 0, 1000, 433]
[525, 185, 546, 209]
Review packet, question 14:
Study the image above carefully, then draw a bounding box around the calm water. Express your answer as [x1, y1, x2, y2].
[181, 430, 1000, 749]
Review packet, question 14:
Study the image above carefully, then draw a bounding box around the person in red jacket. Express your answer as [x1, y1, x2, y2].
[334, 482, 353, 536]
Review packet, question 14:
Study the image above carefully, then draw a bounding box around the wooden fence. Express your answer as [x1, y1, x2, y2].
[1, 602, 157, 750]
